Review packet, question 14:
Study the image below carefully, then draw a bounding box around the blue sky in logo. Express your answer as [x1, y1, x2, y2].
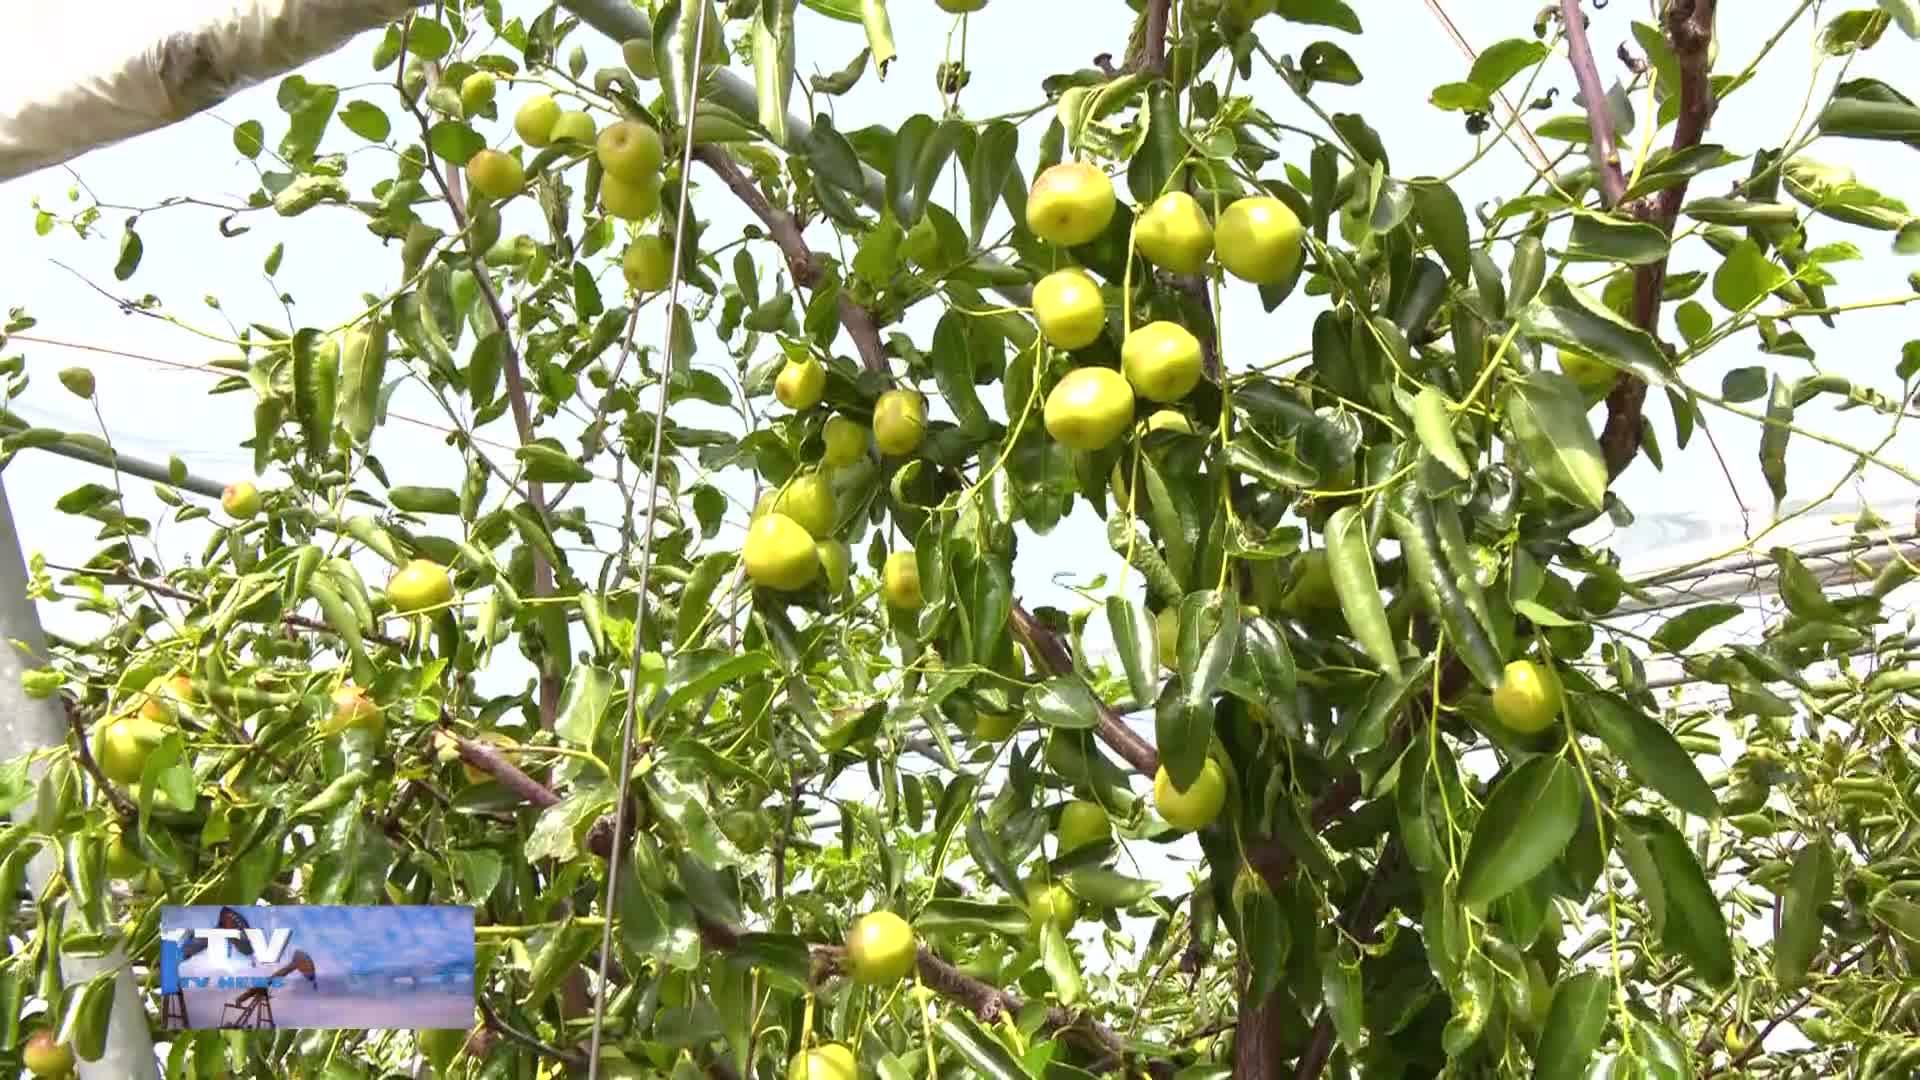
[162, 906, 472, 978]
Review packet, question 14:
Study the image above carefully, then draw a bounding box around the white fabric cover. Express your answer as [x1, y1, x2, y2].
[0, 0, 420, 181]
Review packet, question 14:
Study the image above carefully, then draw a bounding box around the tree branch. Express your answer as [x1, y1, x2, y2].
[1562, 0, 1720, 478]
[1560, 0, 1628, 208]
[1702, 944, 1869, 1078]
[1132, 0, 1171, 77]
[1291, 844, 1404, 1079]
[691, 145, 888, 375]
[1009, 602, 1161, 775]
[404, 46, 560, 729]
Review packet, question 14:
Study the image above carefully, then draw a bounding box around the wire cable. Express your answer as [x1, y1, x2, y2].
[584, 5, 715, 1076]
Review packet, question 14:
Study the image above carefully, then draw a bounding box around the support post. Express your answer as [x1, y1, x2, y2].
[0, 477, 157, 1077]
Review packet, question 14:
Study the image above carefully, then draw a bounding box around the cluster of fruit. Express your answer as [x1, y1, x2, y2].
[462, 83, 674, 293]
[1027, 161, 1304, 453]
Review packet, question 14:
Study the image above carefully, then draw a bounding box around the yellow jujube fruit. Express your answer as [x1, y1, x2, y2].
[1025, 879, 1077, 935]
[601, 171, 661, 221]
[873, 389, 928, 456]
[623, 235, 673, 292]
[775, 356, 826, 411]
[388, 559, 455, 614]
[883, 550, 923, 610]
[1044, 367, 1135, 451]
[822, 415, 868, 467]
[549, 110, 596, 144]
[846, 910, 917, 983]
[743, 514, 821, 591]
[772, 473, 836, 539]
[94, 714, 169, 784]
[1121, 321, 1204, 402]
[788, 1044, 857, 1080]
[327, 683, 384, 736]
[1216, 196, 1304, 285]
[1491, 659, 1564, 734]
[1154, 759, 1228, 831]
[1135, 191, 1214, 273]
[1032, 269, 1106, 350]
[936, 0, 989, 10]
[222, 481, 262, 518]
[465, 150, 524, 200]
[1057, 800, 1111, 853]
[514, 94, 561, 146]
[460, 72, 497, 114]
[597, 120, 664, 183]
[1027, 162, 1117, 247]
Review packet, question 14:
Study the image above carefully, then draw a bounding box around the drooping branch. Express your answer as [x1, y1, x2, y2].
[63, 698, 137, 822]
[691, 145, 889, 375]
[1561, 0, 1720, 478]
[46, 562, 408, 649]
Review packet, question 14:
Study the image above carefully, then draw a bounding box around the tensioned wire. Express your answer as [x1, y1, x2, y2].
[585, 2, 715, 1075]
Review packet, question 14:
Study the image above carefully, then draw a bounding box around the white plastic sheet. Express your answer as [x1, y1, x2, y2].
[0, 0, 419, 182]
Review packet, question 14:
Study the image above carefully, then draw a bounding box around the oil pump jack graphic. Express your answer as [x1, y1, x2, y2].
[160, 907, 316, 1030]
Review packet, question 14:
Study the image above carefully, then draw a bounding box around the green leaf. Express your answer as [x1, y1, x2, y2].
[1505, 371, 1608, 509]
[1430, 82, 1488, 112]
[1517, 278, 1673, 389]
[1323, 945, 1364, 1052]
[1459, 756, 1580, 907]
[1410, 386, 1471, 478]
[339, 100, 390, 142]
[1028, 677, 1102, 730]
[1650, 603, 1741, 652]
[555, 665, 615, 748]
[753, 0, 797, 144]
[1567, 211, 1670, 264]
[517, 441, 593, 483]
[55, 972, 115, 1062]
[1759, 377, 1793, 510]
[1819, 93, 1920, 147]
[388, 485, 461, 515]
[1038, 918, 1083, 1005]
[234, 120, 265, 158]
[661, 650, 775, 716]
[936, 1013, 1036, 1080]
[1624, 814, 1733, 985]
[918, 899, 1029, 936]
[291, 329, 339, 459]
[1301, 41, 1362, 85]
[1712, 238, 1789, 311]
[1325, 506, 1401, 679]
[1177, 591, 1240, 726]
[1578, 694, 1717, 818]
[1469, 38, 1548, 93]
[965, 814, 1023, 897]
[1531, 970, 1608, 1079]
[968, 121, 1020, 244]
[1771, 546, 1840, 621]
[112, 223, 143, 280]
[1775, 839, 1833, 991]
[1409, 179, 1471, 282]
[1275, 0, 1362, 34]
[276, 76, 338, 162]
[1065, 867, 1156, 908]
[1106, 596, 1158, 706]
[931, 312, 991, 437]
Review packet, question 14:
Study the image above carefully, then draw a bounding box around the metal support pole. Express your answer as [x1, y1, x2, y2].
[0, 477, 157, 1078]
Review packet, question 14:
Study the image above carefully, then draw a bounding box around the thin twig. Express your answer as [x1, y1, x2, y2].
[1701, 945, 1870, 1077]
[478, 998, 585, 1068]
[1009, 602, 1160, 774]
[1559, 0, 1628, 208]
